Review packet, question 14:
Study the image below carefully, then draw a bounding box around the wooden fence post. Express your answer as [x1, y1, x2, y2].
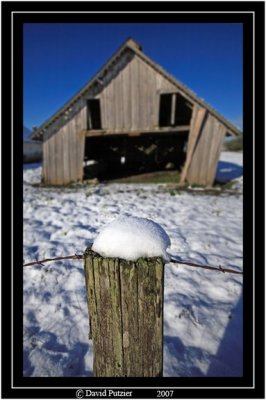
[84, 247, 164, 377]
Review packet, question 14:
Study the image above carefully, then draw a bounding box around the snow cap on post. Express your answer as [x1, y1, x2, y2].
[92, 216, 171, 262]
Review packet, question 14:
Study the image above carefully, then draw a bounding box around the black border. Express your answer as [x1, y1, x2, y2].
[2, 1, 264, 399]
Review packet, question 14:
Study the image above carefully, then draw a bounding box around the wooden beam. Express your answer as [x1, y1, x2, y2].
[185, 114, 227, 186]
[84, 126, 190, 138]
[180, 106, 207, 183]
[170, 93, 176, 126]
[85, 130, 106, 137]
[206, 122, 227, 186]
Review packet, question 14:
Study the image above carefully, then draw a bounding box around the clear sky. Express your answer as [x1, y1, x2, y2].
[23, 23, 243, 131]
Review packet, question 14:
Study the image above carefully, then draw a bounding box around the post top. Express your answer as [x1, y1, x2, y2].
[91, 216, 170, 262]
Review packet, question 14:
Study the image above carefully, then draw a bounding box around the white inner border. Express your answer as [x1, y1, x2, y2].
[14, 10, 254, 391]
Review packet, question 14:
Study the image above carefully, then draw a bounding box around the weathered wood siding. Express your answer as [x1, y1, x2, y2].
[84, 249, 164, 377]
[99, 53, 177, 133]
[42, 48, 229, 186]
[186, 114, 227, 186]
[42, 52, 178, 185]
[43, 106, 86, 184]
[180, 105, 206, 183]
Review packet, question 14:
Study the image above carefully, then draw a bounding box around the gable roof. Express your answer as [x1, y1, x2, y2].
[31, 37, 241, 140]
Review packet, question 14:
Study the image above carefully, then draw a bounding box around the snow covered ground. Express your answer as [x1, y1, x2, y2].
[23, 152, 243, 377]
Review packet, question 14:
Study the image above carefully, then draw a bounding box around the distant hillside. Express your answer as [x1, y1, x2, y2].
[23, 125, 42, 162]
[23, 126, 32, 141]
[224, 134, 243, 151]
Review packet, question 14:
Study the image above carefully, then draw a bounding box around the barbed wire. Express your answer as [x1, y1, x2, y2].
[23, 253, 243, 275]
[23, 254, 83, 267]
[169, 258, 243, 275]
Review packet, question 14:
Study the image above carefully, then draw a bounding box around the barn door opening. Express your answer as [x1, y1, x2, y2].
[87, 99, 102, 130]
[83, 133, 189, 181]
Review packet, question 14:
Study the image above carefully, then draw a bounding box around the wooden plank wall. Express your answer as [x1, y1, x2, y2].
[180, 105, 206, 183]
[186, 114, 227, 186]
[42, 52, 186, 185]
[99, 54, 176, 133]
[42, 50, 227, 186]
[43, 105, 86, 185]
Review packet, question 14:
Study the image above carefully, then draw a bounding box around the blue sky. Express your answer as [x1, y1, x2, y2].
[23, 23, 243, 130]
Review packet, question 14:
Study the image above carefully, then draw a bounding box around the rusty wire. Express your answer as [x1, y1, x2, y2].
[23, 253, 243, 275]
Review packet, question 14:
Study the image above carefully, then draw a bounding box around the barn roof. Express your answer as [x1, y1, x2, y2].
[31, 37, 241, 140]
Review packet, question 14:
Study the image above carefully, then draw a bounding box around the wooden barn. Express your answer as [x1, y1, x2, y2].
[31, 37, 241, 186]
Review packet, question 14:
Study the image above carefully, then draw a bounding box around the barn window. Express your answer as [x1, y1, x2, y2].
[159, 94, 172, 127]
[87, 99, 102, 130]
[159, 93, 192, 127]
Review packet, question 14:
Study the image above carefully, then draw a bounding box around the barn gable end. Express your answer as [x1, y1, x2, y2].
[32, 38, 241, 186]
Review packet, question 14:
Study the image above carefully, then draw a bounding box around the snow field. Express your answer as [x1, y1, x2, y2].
[23, 152, 243, 377]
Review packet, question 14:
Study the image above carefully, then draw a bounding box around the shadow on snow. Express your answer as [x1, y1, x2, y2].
[23, 331, 92, 377]
[207, 291, 243, 377]
[164, 291, 243, 377]
[215, 161, 243, 183]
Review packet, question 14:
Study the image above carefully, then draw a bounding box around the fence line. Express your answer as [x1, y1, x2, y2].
[23, 253, 243, 275]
